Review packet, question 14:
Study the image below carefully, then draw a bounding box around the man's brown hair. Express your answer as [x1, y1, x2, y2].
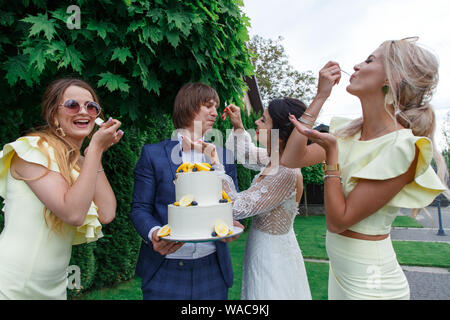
[172, 82, 220, 129]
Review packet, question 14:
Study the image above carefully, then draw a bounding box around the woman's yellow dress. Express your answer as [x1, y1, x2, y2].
[326, 117, 446, 300]
[0, 136, 103, 299]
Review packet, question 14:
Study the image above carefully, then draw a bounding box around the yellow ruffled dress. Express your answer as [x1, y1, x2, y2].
[326, 117, 446, 300]
[0, 136, 103, 300]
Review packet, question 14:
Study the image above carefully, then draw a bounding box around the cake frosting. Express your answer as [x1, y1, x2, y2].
[167, 163, 233, 239]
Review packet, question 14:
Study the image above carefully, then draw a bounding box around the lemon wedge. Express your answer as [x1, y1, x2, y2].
[176, 162, 195, 173]
[222, 190, 230, 202]
[214, 221, 229, 237]
[157, 225, 171, 237]
[179, 194, 194, 207]
[194, 163, 211, 171]
[174, 201, 180, 206]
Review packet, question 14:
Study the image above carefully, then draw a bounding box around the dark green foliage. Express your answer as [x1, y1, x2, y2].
[0, 0, 253, 126]
[301, 163, 324, 185]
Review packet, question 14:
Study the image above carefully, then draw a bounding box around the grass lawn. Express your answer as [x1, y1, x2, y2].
[75, 214, 449, 300]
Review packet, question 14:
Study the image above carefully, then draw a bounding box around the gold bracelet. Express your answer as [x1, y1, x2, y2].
[322, 161, 340, 173]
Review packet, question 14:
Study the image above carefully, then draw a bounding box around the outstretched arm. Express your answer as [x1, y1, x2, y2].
[220, 166, 297, 220]
[281, 61, 341, 169]
[289, 119, 419, 233]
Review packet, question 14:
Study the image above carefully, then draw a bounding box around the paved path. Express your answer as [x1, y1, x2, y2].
[390, 227, 450, 243]
[393, 206, 450, 299]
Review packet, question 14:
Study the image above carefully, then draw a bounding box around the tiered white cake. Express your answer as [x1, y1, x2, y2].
[168, 169, 232, 239]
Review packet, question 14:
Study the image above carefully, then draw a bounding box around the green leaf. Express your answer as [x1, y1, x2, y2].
[21, 12, 57, 41]
[49, 7, 70, 24]
[127, 20, 145, 33]
[165, 30, 180, 48]
[98, 72, 130, 93]
[2, 55, 39, 87]
[141, 25, 163, 44]
[86, 20, 116, 40]
[23, 41, 47, 72]
[111, 47, 133, 64]
[141, 71, 161, 95]
[146, 8, 164, 23]
[166, 10, 192, 37]
[51, 42, 84, 73]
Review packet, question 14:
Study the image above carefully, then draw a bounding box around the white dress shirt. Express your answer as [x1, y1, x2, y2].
[148, 132, 216, 259]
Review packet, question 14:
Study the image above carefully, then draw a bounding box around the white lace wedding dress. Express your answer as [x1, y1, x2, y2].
[215, 129, 311, 300]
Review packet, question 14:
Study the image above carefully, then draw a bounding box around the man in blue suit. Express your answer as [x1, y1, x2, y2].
[130, 82, 241, 300]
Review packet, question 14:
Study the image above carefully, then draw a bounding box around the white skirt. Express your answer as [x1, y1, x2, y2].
[241, 227, 312, 300]
[326, 231, 410, 300]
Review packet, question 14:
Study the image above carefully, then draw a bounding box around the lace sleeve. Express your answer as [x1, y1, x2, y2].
[214, 165, 297, 220]
[225, 128, 269, 171]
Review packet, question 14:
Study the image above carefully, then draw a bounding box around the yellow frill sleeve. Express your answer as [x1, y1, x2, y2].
[72, 202, 104, 245]
[349, 134, 446, 208]
[0, 136, 104, 244]
[0, 136, 59, 198]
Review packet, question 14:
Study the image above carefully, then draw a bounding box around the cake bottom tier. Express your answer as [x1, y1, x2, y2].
[168, 203, 232, 239]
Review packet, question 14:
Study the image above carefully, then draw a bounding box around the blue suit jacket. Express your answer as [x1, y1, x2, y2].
[130, 139, 239, 288]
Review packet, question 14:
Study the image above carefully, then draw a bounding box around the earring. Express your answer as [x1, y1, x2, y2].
[54, 120, 66, 137]
[56, 127, 66, 137]
[382, 85, 395, 105]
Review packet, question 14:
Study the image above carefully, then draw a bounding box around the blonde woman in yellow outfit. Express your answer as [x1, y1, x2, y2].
[281, 38, 448, 300]
[0, 79, 123, 299]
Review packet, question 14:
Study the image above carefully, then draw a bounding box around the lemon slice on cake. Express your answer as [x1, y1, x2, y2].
[202, 162, 211, 168]
[179, 194, 194, 207]
[157, 225, 171, 237]
[214, 221, 230, 237]
[176, 162, 195, 173]
[194, 163, 211, 171]
[222, 190, 231, 202]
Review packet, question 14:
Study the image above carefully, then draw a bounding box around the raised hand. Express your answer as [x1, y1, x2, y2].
[288, 114, 337, 152]
[90, 117, 123, 153]
[317, 61, 342, 99]
[182, 135, 220, 166]
[223, 104, 244, 130]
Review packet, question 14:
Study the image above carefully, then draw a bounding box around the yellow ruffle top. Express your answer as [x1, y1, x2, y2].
[330, 117, 446, 235]
[0, 136, 103, 245]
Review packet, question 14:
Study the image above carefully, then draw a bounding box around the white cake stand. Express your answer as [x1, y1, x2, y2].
[161, 226, 244, 243]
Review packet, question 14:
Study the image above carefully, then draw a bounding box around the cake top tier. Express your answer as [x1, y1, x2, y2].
[175, 163, 222, 206]
[176, 162, 214, 173]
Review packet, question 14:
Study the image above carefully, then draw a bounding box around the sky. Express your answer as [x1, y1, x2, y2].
[242, 0, 450, 150]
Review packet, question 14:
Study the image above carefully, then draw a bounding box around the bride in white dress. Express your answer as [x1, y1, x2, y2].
[186, 98, 312, 300]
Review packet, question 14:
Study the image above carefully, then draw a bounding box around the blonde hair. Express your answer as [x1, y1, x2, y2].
[21, 79, 100, 233]
[337, 37, 449, 198]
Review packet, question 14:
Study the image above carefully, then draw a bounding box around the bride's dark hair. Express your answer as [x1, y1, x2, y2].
[267, 97, 306, 147]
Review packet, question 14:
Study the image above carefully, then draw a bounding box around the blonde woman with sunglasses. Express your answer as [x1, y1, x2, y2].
[281, 38, 448, 300]
[0, 79, 123, 299]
